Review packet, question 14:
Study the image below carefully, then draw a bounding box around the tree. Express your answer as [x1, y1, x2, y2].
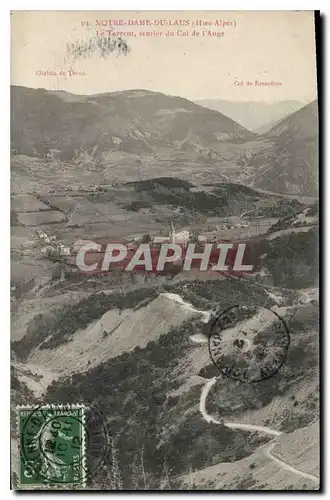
[141, 233, 152, 243]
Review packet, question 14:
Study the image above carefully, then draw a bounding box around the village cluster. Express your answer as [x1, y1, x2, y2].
[36, 230, 70, 258]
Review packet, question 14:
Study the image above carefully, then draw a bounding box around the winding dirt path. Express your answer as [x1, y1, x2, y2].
[199, 377, 319, 483]
[266, 442, 319, 483]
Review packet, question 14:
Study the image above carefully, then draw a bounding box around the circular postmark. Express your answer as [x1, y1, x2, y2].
[208, 304, 290, 383]
[20, 403, 109, 486]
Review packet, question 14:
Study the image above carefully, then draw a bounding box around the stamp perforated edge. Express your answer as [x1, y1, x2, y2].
[15, 403, 87, 490]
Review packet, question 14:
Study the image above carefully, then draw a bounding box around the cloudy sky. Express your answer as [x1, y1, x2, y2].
[11, 10, 317, 103]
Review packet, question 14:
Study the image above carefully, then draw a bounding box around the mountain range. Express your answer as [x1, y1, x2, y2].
[11, 86, 318, 196]
[195, 99, 305, 133]
[11, 86, 254, 159]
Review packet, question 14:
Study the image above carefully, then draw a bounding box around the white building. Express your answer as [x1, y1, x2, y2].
[169, 221, 190, 244]
[60, 246, 71, 256]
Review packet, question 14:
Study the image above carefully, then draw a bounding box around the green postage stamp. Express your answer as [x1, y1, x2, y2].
[17, 404, 86, 488]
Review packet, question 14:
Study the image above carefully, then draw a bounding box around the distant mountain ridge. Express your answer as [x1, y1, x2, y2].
[195, 99, 305, 133]
[11, 86, 255, 160]
[10, 86, 318, 197]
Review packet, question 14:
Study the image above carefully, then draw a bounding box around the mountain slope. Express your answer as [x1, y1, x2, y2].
[16, 293, 205, 387]
[195, 100, 304, 132]
[180, 423, 319, 490]
[11, 269, 319, 490]
[249, 101, 318, 196]
[267, 100, 318, 141]
[11, 87, 318, 196]
[11, 86, 255, 160]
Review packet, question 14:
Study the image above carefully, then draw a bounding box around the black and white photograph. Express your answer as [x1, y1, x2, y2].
[10, 10, 320, 491]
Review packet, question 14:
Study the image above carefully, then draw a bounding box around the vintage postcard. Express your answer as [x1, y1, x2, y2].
[11, 11, 320, 490]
